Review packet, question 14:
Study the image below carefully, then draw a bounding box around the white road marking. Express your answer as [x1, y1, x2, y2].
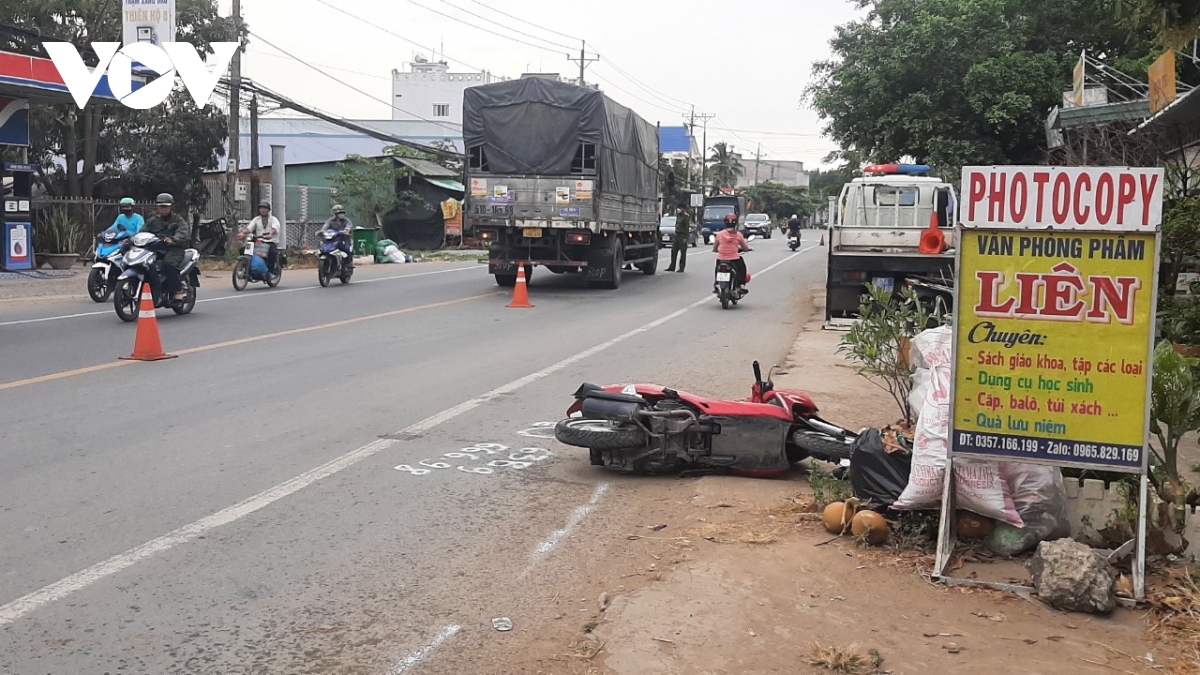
[0, 265, 480, 327]
[526, 484, 610, 573]
[386, 624, 462, 675]
[0, 246, 817, 626]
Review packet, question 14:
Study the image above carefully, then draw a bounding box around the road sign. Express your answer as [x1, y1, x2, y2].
[951, 229, 1156, 472]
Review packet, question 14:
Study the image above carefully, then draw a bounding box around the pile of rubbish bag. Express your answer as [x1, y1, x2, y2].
[375, 239, 411, 264]
[845, 325, 1071, 556]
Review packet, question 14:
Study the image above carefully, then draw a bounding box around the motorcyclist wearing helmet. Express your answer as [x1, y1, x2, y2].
[239, 200, 281, 273]
[787, 213, 802, 237]
[142, 193, 191, 302]
[316, 205, 355, 267]
[102, 197, 144, 237]
[712, 212, 752, 292]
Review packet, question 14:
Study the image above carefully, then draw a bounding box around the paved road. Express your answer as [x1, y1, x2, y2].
[0, 235, 827, 673]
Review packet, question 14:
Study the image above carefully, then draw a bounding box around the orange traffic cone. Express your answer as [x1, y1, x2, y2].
[919, 211, 947, 254]
[120, 283, 178, 362]
[819, 232, 825, 247]
[507, 263, 533, 309]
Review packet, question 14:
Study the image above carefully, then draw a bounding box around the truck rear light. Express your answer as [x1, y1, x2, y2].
[479, 230, 496, 241]
[565, 232, 590, 245]
[839, 271, 866, 282]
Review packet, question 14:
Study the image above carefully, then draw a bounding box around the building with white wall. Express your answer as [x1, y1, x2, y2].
[391, 55, 507, 125]
[737, 157, 810, 189]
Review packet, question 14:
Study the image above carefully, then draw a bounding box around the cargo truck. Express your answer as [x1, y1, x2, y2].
[700, 194, 746, 245]
[825, 164, 957, 326]
[463, 78, 661, 289]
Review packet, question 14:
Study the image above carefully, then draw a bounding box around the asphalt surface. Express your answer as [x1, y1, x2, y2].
[0, 234, 828, 674]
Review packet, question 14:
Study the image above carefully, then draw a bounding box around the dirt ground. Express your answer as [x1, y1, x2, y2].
[489, 285, 1197, 675]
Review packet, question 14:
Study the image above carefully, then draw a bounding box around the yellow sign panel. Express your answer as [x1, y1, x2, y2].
[1072, 52, 1086, 108]
[952, 230, 1156, 471]
[1148, 50, 1177, 116]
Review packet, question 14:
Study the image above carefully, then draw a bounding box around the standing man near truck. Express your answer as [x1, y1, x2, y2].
[666, 205, 691, 273]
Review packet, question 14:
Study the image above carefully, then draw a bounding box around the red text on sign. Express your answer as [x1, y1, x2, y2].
[975, 262, 1141, 324]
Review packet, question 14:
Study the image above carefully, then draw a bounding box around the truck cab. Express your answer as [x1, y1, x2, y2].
[701, 194, 746, 245]
[825, 164, 957, 325]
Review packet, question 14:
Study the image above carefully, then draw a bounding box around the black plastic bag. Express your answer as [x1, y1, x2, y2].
[850, 429, 912, 513]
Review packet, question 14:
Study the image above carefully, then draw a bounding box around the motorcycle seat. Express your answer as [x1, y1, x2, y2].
[573, 383, 647, 404]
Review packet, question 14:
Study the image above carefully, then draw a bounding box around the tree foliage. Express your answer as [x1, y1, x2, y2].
[743, 182, 814, 220]
[807, 0, 1152, 176]
[707, 142, 744, 193]
[1115, 0, 1200, 49]
[6, 0, 235, 206]
[328, 148, 422, 228]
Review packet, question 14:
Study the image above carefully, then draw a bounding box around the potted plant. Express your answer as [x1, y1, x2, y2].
[35, 208, 89, 270]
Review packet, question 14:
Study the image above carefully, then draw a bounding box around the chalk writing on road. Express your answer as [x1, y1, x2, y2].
[395, 444, 554, 477]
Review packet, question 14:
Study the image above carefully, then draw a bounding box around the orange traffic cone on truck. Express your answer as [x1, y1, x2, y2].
[507, 263, 533, 308]
[120, 283, 178, 362]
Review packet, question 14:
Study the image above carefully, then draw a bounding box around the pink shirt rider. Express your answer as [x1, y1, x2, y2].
[714, 229, 750, 260]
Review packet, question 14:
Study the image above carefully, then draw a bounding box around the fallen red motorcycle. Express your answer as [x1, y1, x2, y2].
[554, 362, 857, 477]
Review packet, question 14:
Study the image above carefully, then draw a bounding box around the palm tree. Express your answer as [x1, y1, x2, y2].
[707, 142, 744, 194]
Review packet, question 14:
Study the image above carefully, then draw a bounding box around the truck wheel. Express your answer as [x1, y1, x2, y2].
[591, 239, 623, 290]
[637, 245, 658, 276]
[495, 273, 517, 287]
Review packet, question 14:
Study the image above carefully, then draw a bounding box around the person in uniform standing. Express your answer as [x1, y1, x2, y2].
[666, 205, 692, 273]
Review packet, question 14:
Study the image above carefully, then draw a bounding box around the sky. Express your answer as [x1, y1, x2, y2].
[217, 0, 866, 169]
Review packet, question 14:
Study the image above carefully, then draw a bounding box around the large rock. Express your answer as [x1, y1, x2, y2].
[1026, 538, 1117, 614]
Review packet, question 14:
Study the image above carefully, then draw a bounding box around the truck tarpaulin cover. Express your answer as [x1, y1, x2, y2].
[463, 77, 659, 199]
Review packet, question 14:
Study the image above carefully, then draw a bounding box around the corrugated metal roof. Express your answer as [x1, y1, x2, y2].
[216, 117, 463, 171]
[659, 126, 691, 154]
[394, 156, 459, 178]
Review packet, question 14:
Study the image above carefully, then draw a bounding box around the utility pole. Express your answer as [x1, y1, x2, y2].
[249, 94, 260, 208]
[567, 40, 599, 87]
[753, 144, 761, 186]
[695, 112, 715, 195]
[684, 106, 696, 193]
[226, 0, 243, 252]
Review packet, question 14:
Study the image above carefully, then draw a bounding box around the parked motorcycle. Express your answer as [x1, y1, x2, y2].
[554, 361, 858, 477]
[112, 232, 200, 322]
[317, 230, 353, 287]
[88, 229, 131, 303]
[232, 236, 283, 291]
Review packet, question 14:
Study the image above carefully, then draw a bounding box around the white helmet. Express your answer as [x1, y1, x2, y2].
[791, 214, 798, 219]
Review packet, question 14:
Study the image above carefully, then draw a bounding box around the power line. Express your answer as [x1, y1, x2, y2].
[403, 0, 571, 55]
[246, 30, 463, 135]
[598, 59, 694, 109]
[247, 49, 391, 81]
[427, 0, 577, 52]
[309, 0, 487, 73]
[460, 0, 580, 42]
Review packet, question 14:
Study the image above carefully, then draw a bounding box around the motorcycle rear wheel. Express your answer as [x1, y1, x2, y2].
[87, 267, 111, 303]
[172, 282, 197, 315]
[555, 418, 646, 450]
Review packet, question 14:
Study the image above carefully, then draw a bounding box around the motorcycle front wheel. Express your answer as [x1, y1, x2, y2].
[318, 258, 331, 287]
[793, 431, 854, 462]
[266, 261, 282, 288]
[554, 418, 646, 450]
[113, 280, 140, 323]
[87, 267, 110, 303]
[232, 257, 250, 291]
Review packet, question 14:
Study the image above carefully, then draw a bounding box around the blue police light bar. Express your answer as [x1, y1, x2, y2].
[863, 163, 932, 175]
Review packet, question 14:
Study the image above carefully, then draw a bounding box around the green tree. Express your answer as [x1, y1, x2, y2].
[707, 142, 744, 193]
[328, 150, 422, 228]
[660, 158, 698, 212]
[1115, 0, 1200, 48]
[807, 0, 1152, 176]
[116, 90, 227, 207]
[744, 182, 811, 220]
[7, 0, 235, 202]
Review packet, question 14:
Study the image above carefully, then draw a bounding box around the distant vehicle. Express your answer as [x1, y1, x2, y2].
[658, 215, 697, 248]
[742, 213, 772, 239]
[826, 163, 957, 326]
[700, 194, 747, 244]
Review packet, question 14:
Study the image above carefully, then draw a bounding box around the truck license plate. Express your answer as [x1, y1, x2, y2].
[522, 228, 543, 238]
[872, 277, 894, 293]
[716, 272, 731, 282]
